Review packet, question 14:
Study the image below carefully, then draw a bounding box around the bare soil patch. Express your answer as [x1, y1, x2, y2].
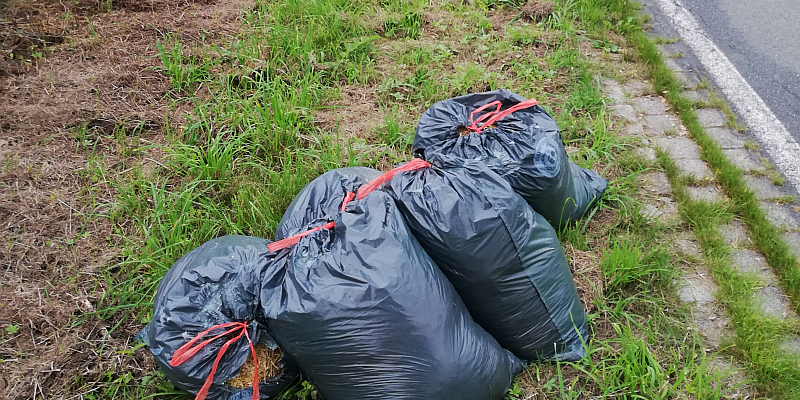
[0, 0, 253, 397]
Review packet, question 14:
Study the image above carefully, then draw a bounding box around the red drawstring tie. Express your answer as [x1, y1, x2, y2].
[269, 159, 432, 253]
[466, 98, 539, 133]
[170, 321, 259, 400]
[356, 159, 431, 200]
[268, 221, 336, 252]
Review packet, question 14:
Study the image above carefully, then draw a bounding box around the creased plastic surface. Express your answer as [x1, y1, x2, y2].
[413, 90, 608, 229]
[275, 167, 382, 240]
[137, 236, 300, 400]
[263, 169, 523, 400]
[379, 154, 587, 361]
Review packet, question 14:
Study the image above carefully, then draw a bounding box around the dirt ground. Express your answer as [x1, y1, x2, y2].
[0, 0, 253, 397]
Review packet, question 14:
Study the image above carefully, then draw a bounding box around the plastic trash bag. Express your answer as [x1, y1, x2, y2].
[262, 168, 523, 400]
[136, 236, 300, 400]
[274, 167, 382, 240]
[413, 89, 607, 229]
[370, 155, 587, 361]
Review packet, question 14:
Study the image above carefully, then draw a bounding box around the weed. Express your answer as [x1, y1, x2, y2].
[654, 37, 679, 45]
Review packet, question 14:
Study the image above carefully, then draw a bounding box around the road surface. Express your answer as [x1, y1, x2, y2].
[640, 0, 800, 193]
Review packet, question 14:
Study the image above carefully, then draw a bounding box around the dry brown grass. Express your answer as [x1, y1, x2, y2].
[0, 0, 254, 397]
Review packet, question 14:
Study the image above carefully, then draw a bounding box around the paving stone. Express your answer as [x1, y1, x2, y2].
[744, 175, 787, 200]
[663, 57, 684, 72]
[634, 147, 656, 162]
[731, 249, 778, 285]
[721, 220, 750, 249]
[641, 171, 671, 196]
[623, 80, 650, 97]
[675, 71, 701, 87]
[673, 231, 701, 257]
[687, 186, 725, 203]
[753, 286, 797, 320]
[695, 108, 727, 127]
[632, 96, 669, 115]
[692, 305, 731, 348]
[641, 197, 680, 224]
[706, 356, 756, 397]
[780, 335, 800, 356]
[760, 202, 800, 230]
[644, 114, 681, 135]
[610, 104, 638, 122]
[677, 271, 717, 304]
[622, 123, 644, 137]
[602, 79, 627, 105]
[781, 232, 800, 259]
[722, 149, 765, 172]
[651, 136, 701, 159]
[705, 127, 744, 149]
[681, 159, 713, 180]
[682, 89, 711, 103]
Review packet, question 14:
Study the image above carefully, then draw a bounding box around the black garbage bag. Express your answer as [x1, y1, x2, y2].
[369, 155, 587, 362]
[274, 166, 382, 240]
[136, 236, 301, 400]
[413, 89, 607, 229]
[262, 168, 523, 400]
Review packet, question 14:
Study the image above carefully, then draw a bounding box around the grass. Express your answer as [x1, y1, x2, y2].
[626, 13, 800, 399]
[52, 0, 781, 398]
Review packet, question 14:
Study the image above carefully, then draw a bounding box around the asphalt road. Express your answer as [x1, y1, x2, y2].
[677, 0, 800, 140]
[640, 0, 800, 192]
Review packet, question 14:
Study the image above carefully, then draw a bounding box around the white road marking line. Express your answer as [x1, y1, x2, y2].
[652, 0, 800, 191]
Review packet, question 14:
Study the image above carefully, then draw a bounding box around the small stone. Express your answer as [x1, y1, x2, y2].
[632, 96, 669, 115]
[651, 136, 701, 159]
[781, 232, 800, 259]
[644, 114, 681, 135]
[695, 108, 728, 127]
[732, 249, 777, 285]
[687, 186, 725, 203]
[744, 175, 787, 200]
[760, 202, 800, 230]
[682, 90, 711, 103]
[675, 71, 701, 87]
[624, 80, 650, 97]
[678, 159, 714, 180]
[722, 149, 764, 172]
[664, 57, 684, 72]
[721, 220, 749, 248]
[641, 171, 671, 196]
[705, 127, 744, 149]
[610, 104, 638, 122]
[753, 286, 797, 320]
[634, 147, 656, 162]
[603, 79, 628, 105]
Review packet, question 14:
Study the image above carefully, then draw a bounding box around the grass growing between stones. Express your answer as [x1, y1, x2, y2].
[31, 0, 758, 398]
[625, 9, 800, 398]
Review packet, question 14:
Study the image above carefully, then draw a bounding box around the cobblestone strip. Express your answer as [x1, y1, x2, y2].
[602, 75, 800, 395]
